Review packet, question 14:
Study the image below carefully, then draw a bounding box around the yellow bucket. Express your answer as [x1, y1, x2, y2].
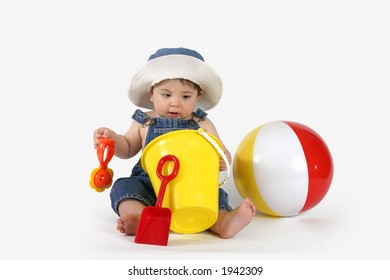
[141, 128, 229, 234]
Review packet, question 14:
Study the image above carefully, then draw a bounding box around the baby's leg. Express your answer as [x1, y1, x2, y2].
[117, 199, 146, 235]
[210, 197, 256, 239]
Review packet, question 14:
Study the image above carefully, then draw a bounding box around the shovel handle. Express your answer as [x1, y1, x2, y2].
[155, 155, 180, 207]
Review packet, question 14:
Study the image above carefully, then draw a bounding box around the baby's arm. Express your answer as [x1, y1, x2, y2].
[199, 118, 232, 171]
[93, 121, 143, 159]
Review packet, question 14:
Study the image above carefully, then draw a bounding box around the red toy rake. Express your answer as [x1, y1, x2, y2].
[134, 154, 180, 246]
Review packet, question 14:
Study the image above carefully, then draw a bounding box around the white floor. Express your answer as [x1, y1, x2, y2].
[1, 1, 389, 278]
[1, 163, 389, 260]
[78, 185, 390, 260]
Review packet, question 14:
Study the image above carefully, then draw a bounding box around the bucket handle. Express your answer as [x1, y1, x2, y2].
[197, 128, 230, 187]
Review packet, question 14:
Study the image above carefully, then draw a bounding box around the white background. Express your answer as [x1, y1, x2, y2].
[1, 0, 389, 277]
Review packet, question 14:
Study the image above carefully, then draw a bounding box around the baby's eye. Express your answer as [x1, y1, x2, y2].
[161, 93, 171, 98]
[183, 95, 192, 99]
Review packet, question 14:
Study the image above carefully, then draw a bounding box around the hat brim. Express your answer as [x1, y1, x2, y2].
[128, 55, 222, 111]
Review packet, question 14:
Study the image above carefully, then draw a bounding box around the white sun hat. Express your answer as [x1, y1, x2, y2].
[128, 47, 223, 111]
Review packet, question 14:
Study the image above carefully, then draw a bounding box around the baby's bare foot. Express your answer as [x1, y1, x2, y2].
[215, 197, 256, 239]
[117, 213, 140, 235]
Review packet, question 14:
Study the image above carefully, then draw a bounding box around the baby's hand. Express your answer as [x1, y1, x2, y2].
[219, 149, 231, 171]
[219, 157, 228, 171]
[93, 127, 116, 148]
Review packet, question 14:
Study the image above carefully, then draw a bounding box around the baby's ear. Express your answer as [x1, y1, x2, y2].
[198, 90, 204, 97]
[149, 91, 154, 102]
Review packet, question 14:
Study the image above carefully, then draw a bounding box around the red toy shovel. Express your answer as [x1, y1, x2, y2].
[134, 154, 180, 246]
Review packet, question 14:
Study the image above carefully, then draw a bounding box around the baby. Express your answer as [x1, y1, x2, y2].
[93, 47, 256, 238]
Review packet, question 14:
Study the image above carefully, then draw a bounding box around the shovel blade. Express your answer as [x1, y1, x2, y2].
[134, 207, 172, 246]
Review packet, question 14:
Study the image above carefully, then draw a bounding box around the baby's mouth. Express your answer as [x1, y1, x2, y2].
[168, 112, 179, 117]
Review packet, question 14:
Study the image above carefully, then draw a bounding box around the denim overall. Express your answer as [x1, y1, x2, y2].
[110, 109, 232, 216]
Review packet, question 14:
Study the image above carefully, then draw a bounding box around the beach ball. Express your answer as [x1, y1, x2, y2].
[233, 121, 333, 217]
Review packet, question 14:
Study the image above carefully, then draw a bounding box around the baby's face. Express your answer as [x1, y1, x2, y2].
[150, 79, 202, 119]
